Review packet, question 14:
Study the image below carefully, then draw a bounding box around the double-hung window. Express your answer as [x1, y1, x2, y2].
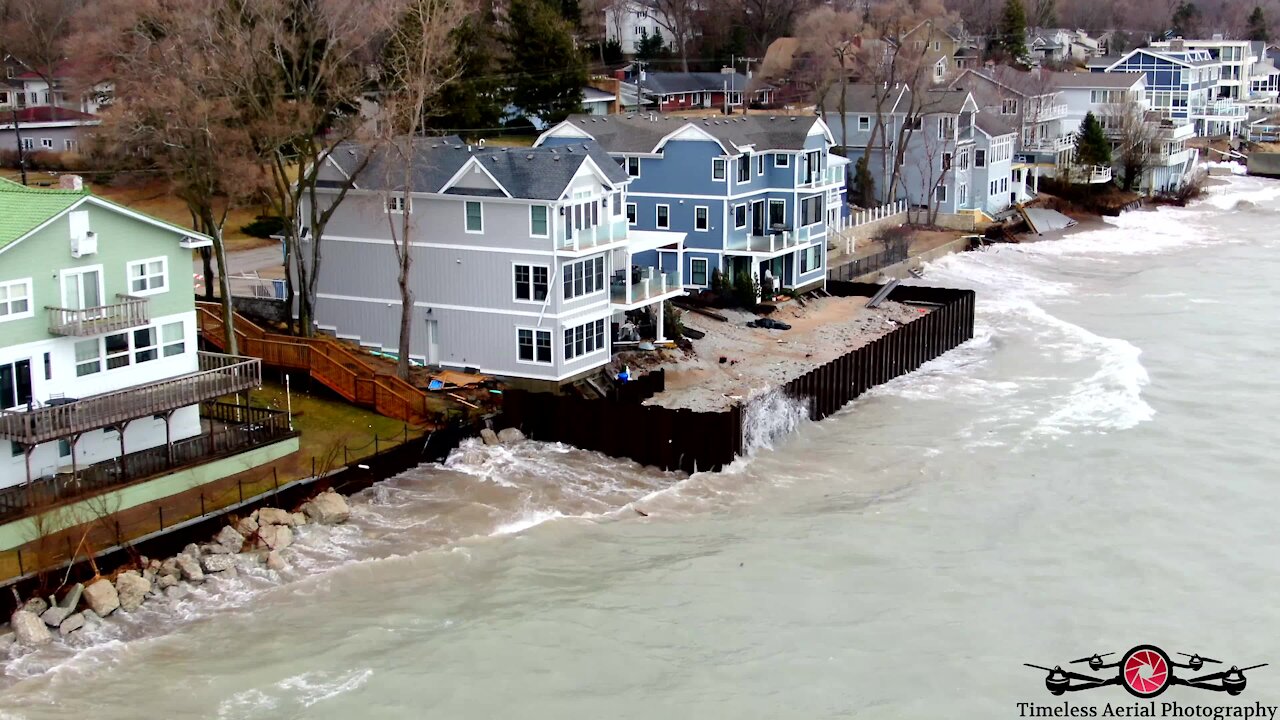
[694, 206, 709, 231]
[128, 257, 167, 295]
[975, 149, 986, 167]
[105, 332, 130, 370]
[387, 196, 407, 213]
[626, 157, 641, 177]
[712, 157, 726, 181]
[800, 196, 823, 226]
[656, 204, 670, 229]
[75, 339, 101, 376]
[626, 202, 637, 225]
[162, 321, 185, 357]
[517, 328, 552, 364]
[858, 115, 871, 131]
[514, 264, 549, 302]
[756, 154, 764, 175]
[690, 258, 708, 286]
[737, 155, 750, 182]
[530, 205, 549, 237]
[133, 327, 158, 363]
[775, 153, 790, 168]
[734, 204, 747, 229]
[464, 201, 483, 233]
[0, 278, 32, 321]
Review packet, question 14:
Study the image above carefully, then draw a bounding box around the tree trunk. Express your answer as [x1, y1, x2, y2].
[199, 247, 215, 301]
[396, 255, 413, 380]
[205, 214, 238, 355]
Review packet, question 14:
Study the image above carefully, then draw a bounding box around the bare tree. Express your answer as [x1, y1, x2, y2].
[1104, 98, 1159, 192]
[76, 0, 270, 353]
[737, 0, 819, 56]
[797, 7, 864, 155]
[378, 0, 468, 380]
[641, 0, 698, 72]
[0, 0, 83, 91]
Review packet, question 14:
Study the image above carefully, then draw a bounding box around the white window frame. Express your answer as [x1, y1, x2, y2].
[756, 153, 764, 175]
[513, 262, 551, 304]
[464, 201, 484, 234]
[132, 326, 159, 364]
[774, 153, 790, 167]
[0, 278, 34, 322]
[712, 157, 726, 181]
[689, 257, 709, 287]
[733, 204, 747, 229]
[126, 256, 168, 296]
[40, 137, 53, 149]
[626, 156, 641, 177]
[935, 184, 948, 202]
[529, 204, 549, 238]
[694, 205, 709, 231]
[626, 202, 637, 226]
[161, 321, 185, 357]
[59, 264, 105, 310]
[20, 138, 32, 151]
[516, 327, 553, 365]
[1001, 98, 1018, 115]
[563, 317, 608, 362]
[858, 115, 871, 131]
[655, 204, 670, 229]
[74, 338, 101, 377]
[562, 257, 605, 301]
[387, 195, 408, 213]
[975, 149, 986, 167]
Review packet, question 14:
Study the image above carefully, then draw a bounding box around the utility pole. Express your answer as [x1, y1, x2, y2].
[728, 54, 759, 115]
[10, 107, 27, 186]
[635, 59, 648, 115]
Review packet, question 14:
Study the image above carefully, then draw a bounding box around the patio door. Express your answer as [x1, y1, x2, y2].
[0, 359, 32, 410]
[751, 200, 765, 236]
[62, 268, 102, 309]
[769, 200, 786, 230]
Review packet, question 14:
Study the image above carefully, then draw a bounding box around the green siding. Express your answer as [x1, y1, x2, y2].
[0, 200, 198, 346]
[0, 436, 299, 550]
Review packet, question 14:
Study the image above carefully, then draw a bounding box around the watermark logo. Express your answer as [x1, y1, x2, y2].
[1025, 645, 1267, 698]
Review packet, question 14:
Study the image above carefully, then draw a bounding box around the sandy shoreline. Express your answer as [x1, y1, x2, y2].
[625, 296, 928, 412]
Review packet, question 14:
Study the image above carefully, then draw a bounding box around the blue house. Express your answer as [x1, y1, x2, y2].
[1095, 44, 1244, 137]
[536, 114, 846, 294]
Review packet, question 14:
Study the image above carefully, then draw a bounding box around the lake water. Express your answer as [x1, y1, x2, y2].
[3, 171, 1280, 719]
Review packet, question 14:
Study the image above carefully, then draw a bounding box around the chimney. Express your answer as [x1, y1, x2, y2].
[59, 174, 83, 191]
[1171, 39, 1184, 51]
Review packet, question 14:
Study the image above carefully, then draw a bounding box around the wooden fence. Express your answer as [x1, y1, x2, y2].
[195, 302, 439, 426]
[496, 281, 975, 473]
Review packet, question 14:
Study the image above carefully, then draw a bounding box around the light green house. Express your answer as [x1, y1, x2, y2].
[0, 177, 293, 540]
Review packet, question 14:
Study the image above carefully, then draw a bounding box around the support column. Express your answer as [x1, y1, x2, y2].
[656, 301, 665, 343]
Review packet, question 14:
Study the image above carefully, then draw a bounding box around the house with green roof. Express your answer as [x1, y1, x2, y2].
[0, 176, 295, 523]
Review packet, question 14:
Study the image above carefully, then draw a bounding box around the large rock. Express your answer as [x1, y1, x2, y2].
[291, 512, 309, 527]
[214, 525, 246, 553]
[497, 427, 525, 444]
[175, 554, 204, 584]
[302, 491, 350, 526]
[257, 508, 293, 527]
[200, 543, 232, 556]
[60, 582, 83, 611]
[235, 516, 259, 537]
[159, 557, 182, 578]
[156, 573, 178, 590]
[58, 612, 85, 636]
[200, 555, 236, 573]
[182, 543, 200, 558]
[115, 571, 151, 612]
[163, 585, 187, 601]
[10, 610, 52, 646]
[82, 578, 120, 617]
[480, 428, 499, 445]
[257, 524, 293, 550]
[40, 606, 71, 628]
[21, 597, 48, 616]
[265, 551, 287, 572]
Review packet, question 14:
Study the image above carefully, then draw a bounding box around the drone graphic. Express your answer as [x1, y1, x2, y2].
[1025, 645, 1267, 698]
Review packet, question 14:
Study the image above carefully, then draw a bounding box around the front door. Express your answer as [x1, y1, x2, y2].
[751, 200, 765, 236]
[424, 319, 440, 366]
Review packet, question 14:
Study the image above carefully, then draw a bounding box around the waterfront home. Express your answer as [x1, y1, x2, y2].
[1148, 37, 1258, 103]
[1095, 42, 1244, 138]
[1053, 71, 1198, 193]
[821, 85, 996, 220]
[536, 114, 844, 294]
[617, 71, 774, 112]
[0, 177, 282, 503]
[304, 140, 686, 384]
[973, 114, 1022, 216]
[950, 67, 1074, 170]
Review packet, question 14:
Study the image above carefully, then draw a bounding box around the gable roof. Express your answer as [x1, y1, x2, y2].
[951, 67, 1061, 98]
[328, 139, 628, 200]
[541, 113, 828, 155]
[975, 113, 1016, 137]
[0, 178, 87, 250]
[634, 72, 770, 96]
[1052, 71, 1145, 89]
[821, 84, 972, 116]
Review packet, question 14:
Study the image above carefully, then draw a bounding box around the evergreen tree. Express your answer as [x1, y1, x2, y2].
[1247, 6, 1270, 42]
[852, 154, 876, 208]
[1171, 1, 1200, 37]
[994, 0, 1029, 65]
[635, 29, 668, 62]
[426, 10, 507, 137]
[1074, 111, 1112, 169]
[503, 0, 587, 125]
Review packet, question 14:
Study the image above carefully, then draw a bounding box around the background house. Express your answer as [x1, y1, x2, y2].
[0, 106, 98, 154]
[617, 70, 774, 112]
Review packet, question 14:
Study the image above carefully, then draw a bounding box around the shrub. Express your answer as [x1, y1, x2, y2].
[732, 271, 760, 308]
[710, 267, 725, 295]
[662, 302, 684, 340]
[241, 214, 287, 239]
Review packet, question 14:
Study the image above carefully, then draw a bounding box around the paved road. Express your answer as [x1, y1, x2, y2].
[193, 243, 284, 297]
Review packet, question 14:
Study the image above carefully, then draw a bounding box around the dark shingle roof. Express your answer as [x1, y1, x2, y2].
[821, 85, 972, 116]
[1052, 71, 1145, 89]
[330, 139, 628, 201]
[637, 71, 769, 95]
[975, 113, 1016, 137]
[556, 113, 825, 155]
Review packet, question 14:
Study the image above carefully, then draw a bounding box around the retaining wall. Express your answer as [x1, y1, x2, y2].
[497, 282, 975, 473]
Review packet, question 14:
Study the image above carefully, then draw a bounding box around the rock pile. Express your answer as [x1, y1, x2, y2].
[6, 490, 351, 648]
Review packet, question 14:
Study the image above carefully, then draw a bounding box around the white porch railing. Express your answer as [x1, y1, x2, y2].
[726, 226, 812, 253]
[842, 199, 908, 230]
[611, 268, 681, 306]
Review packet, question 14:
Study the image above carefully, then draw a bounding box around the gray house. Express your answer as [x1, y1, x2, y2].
[822, 85, 981, 217]
[0, 106, 98, 154]
[304, 140, 686, 383]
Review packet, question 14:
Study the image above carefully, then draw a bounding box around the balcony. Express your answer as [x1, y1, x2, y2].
[46, 295, 149, 337]
[0, 402, 295, 522]
[0, 352, 261, 445]
[798, 166, 844, 189]
[611, 268, 682, 307]
[559, 217, 628, 254]
[726, 225, 813, 254]
[1063, 164, 1113, 184]
[1033, 103, 1069, 121]
[1023, 135, 1073, 153]
[1194, 100, 1247, 119]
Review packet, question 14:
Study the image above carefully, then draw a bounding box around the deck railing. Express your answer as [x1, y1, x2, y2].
[46, 295, 149, 336]
[0, 403, 293, 522]
[0, 352, 261, 445]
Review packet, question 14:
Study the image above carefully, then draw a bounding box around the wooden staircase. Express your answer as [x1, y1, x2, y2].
[195, 302, 436, 425]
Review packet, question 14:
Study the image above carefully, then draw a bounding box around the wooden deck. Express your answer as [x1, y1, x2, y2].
[196, 303, 438, 425]
[0, 353, 261, 445]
